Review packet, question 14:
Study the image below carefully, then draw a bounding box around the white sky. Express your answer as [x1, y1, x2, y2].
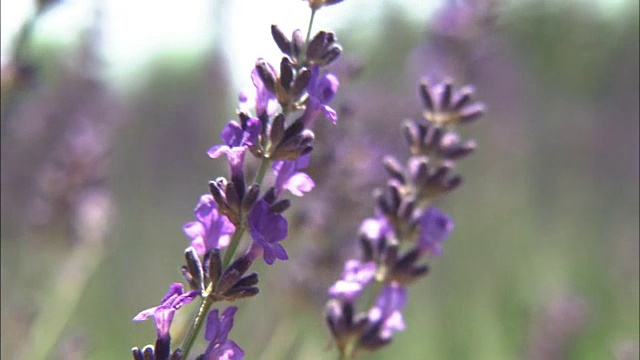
[0, 0, 634, 93]
[0, 0, 435, 92]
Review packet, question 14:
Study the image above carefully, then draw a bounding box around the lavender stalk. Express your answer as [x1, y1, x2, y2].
[131, 1, 344, 358]
[325, 79, 485, 359]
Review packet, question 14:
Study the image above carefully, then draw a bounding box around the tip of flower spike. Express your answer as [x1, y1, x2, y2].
[418, 79, 485, 127]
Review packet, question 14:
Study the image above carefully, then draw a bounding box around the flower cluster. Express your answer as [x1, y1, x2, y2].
[325, 79, 485, 358]
[131, 2, 343, 359]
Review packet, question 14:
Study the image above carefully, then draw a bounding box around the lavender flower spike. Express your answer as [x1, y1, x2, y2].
[198, 307, 244, 360]
[272, 153, 315, 197]
[183, 194, 236, 255]
[247, 199, 288, 265]
[416, 206, 454, 256]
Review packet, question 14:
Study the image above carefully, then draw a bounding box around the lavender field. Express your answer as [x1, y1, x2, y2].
[1, 1, 638, 359]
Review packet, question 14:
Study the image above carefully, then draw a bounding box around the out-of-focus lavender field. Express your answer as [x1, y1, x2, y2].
[1, 1, 638, 359]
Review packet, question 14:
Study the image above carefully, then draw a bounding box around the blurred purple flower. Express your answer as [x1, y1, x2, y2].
[200, 307, 244, 360]
[207, 117, 261, 177]
[300, 66, 339, 127]
[367, 283, 407, 340]
[247, 200, 288, 265]
[183, 195, 236, 254]
[328, 259, 376, 301]
[272, 153, 315, 197]
[359, 214, 393, 244]
[239, 68, 278, 117]
[416, 207, 454, 256]
[132, 283, 199, 339]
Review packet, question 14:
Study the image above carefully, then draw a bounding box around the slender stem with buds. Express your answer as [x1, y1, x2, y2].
[178, 8, 322, 358]
[300, 9, 317, 65]
[180, 294, 214, 359]
[305, 9, 317, 45]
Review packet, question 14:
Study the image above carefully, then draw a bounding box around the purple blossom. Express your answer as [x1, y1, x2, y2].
[247, 200, 288, 265]
[132, 283, 199, 339]
[359, 215, 393, 244]
[300, 65, 339, 127]
[183, 195, 236, 255]
[200, 307, 244, 360]
[210, 117, 261, 151]
[328, 259, 376, 301]
[272, 153, 315, 197]
[416, 207, 454, 256]
[207, 117, 262, 177]
[239, 68, 278, 117]
[367, 283, 407, 340]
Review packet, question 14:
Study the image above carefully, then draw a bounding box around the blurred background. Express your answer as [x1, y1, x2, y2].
[1, 0, 638, 359]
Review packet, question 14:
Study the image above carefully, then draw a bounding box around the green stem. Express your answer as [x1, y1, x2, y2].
[254, 156, 271, 186]
[339, 350, 349, 360]
[339, 342, 356, 360]
[222, 224, 246, 269]
[300, 9, 317, 65]
[180, 291, 214, 359]
[305, 9, 317, 46]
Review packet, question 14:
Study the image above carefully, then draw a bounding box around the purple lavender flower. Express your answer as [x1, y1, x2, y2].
[359, 214, 393, 245]
[247, 199, 288, 265]
[300, 65, 339, 127]
[132, 283, 199, 339]
[416, 206, 454, 256]
[328, 259, 377, 301]
[272, 153, 315, 197]
[207, 117, 262, 177]
[367, 283, 407, 340]
[239, 68, 278, 118]
[183, 195, 236, 255]
[209, 117, 261, 153]
[200, 307, 244, 360]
